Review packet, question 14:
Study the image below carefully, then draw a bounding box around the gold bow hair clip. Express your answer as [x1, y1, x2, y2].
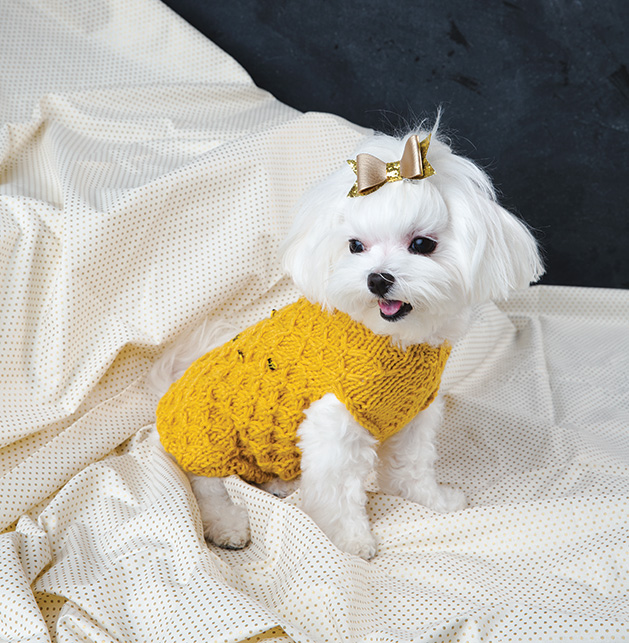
[347, 134, 435, 197]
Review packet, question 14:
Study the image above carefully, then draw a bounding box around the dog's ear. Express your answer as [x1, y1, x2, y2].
[426, 138, 544, 304]
[449, 186, 544, 304]
[280, 168, 350, 304]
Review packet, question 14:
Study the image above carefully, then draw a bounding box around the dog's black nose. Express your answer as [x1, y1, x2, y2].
[367, 272, 395, 297]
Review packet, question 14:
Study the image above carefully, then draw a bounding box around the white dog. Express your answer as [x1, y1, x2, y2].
[149, 128, 543, 560]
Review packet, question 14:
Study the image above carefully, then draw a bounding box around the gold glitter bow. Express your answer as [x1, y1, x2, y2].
[347, 134, 435, 197]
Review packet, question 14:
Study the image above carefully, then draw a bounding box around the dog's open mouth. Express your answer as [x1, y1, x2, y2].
[378, 299, 413, 321]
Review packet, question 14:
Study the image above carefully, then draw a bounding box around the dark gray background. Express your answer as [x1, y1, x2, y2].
[162, 0, 629, 289]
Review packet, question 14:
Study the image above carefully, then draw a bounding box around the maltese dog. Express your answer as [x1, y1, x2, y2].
[150, 128, 543, 560]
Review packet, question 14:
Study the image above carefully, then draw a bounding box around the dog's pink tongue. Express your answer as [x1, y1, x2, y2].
[379, 300, 403, 316]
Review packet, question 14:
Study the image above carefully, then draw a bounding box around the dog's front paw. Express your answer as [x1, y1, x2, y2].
[410, 484, 467, 514]
[332, 528, 378, 560]
[202, 503, 251, 550]
[432, 485, 467, 513]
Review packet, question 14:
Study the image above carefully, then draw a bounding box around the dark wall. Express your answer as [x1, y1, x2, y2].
[162, 0, 629, 289]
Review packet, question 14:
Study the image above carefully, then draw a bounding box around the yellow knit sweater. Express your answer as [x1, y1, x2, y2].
[156, 298, 451, 484]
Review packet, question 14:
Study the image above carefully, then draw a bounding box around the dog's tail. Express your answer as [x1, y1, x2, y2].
[147, 318, 239, 398]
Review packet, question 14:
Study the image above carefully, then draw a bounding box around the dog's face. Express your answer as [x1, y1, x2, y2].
[282, 132, 543, 346]
[323, 179, 465, 344]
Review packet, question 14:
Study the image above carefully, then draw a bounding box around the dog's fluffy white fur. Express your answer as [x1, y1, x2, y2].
[149, 128, 543, 559]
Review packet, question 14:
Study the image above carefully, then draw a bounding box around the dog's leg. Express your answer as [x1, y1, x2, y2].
[377, 396, 466, 513]
[258, 477, 300, 498]
[148, 426, 250, 549]
[188, 474, 251, 549]
[297, 393, 378, 560]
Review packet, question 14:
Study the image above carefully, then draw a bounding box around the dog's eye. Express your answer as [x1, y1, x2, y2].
[409, 236, 437, 255]
[349, 239, 365, 254]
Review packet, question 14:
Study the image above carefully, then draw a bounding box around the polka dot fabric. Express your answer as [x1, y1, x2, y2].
[0, 0, 365, 530]
[1, 1, 628, 641]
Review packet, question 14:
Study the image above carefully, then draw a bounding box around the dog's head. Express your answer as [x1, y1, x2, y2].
[281, 131, 543, 346]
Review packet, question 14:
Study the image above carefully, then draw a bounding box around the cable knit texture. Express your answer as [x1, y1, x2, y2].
[156, 298, 451, 484]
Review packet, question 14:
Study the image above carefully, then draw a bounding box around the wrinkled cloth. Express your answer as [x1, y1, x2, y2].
[1, 1, 628, 642]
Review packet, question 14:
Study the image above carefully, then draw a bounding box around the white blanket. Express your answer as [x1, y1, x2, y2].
[2, 1, 628, 641]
